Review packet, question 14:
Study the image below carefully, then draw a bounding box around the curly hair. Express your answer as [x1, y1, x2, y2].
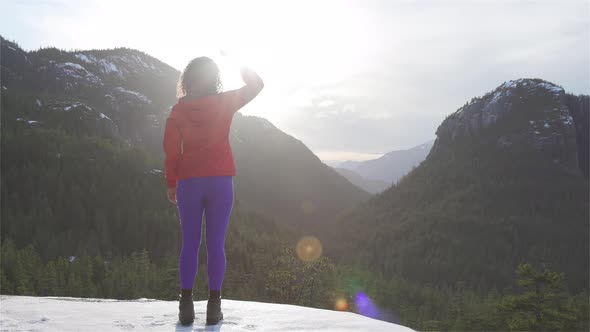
[177, 56, 223, 99]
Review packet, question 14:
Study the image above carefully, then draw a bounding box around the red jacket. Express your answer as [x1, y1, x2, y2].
[163, 70, 263, 188]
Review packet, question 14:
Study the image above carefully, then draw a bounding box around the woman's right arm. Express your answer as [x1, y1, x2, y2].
[220, 67, 264, 113]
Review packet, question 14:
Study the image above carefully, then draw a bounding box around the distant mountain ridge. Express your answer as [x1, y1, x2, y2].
[331, 141, 434, 193]
[332, 167, 390, 194]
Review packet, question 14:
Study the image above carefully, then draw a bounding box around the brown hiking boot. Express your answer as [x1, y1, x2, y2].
[206, 290, 223, 325]
[178, 289, 194, 325]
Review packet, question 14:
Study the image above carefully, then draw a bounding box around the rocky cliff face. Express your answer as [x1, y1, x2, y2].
[433, 78, 587, 175]
[564, 94, 589, 177]
[1, 37, 178, 104]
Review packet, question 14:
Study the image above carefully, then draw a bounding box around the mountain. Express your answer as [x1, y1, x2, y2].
[230, 115, 369, 229]
[333, 167, 390, 194]
[333, 141, 434, 192]
[1, 37, 178, 155]
[0, 295, 414, 331]
[335, 78, 589, 292]
[0, 36, 368, 234]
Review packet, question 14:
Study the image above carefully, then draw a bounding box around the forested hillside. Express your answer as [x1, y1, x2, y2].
[335, 79, 589, 293]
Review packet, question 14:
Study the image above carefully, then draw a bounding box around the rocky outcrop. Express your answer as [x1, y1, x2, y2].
[0, 36, 178, 155]
[433, 78, 583, 175]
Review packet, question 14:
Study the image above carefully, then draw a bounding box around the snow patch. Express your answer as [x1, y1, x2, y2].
[58, 102, 91, 112]
[114, 87, 151, 103]
[56, 62, 102, 85]
[36, 99, 42, 107]
[0, 296, 414, 332]
[149, 169, 163, 174]
[500, 80, 518, 90]
[74, 53, 97, 64]
[63, 62, 85, 71]
[537, 82, 564, 95]
[132, 54, 151, 69]
[498, 79, 562, 96]
[561, 115, 574, 125]
[99, 113, 111, 120]
[98, 59, 120, 75]
[16, 118, 40, 126]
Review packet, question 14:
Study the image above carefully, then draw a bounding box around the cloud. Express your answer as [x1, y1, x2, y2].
[317, 99, 335, 108]
[269, 0, 589, 156]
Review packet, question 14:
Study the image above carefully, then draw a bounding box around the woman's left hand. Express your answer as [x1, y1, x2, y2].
[167, 187, 177, 205]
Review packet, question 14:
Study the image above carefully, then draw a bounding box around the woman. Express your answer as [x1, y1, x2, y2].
[163, 56, 264, 326]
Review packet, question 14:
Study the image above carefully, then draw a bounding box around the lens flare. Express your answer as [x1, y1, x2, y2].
[301, 200, 316, 215]
[335, 297, 348, 311]
[354, 292, 381, 319]
[344, 277, 362, 294]
[296, 236, 322, 262]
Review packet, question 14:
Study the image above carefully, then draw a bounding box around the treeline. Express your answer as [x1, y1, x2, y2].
[2, 239, 588, 331]
[0, 240, 337, 307]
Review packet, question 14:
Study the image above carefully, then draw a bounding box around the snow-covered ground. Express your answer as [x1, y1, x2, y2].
[0, 295, 414, 332]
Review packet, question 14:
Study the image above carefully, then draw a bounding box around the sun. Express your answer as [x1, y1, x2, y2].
[166, 0, 373, 124]
[194, 0, 369, 87]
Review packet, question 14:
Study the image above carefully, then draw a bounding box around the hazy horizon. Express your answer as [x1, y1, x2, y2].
[2, 0, 588, 161]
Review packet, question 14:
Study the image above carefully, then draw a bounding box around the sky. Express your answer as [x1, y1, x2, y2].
[1, 0, 589, 161]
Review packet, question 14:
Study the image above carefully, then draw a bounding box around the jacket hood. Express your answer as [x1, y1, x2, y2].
[169, 95, 221, 124]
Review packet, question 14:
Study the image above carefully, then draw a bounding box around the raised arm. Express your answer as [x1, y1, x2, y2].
[219, 67, 264, 113]
[239, 67, 264, 104]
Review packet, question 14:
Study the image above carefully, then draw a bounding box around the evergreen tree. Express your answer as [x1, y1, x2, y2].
[499, 264, 577, 331]
[38, 261, 58, 296]
[265, 248, 336, 308]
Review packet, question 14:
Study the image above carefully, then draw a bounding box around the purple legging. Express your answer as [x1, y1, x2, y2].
[176, 176, 233, 291]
